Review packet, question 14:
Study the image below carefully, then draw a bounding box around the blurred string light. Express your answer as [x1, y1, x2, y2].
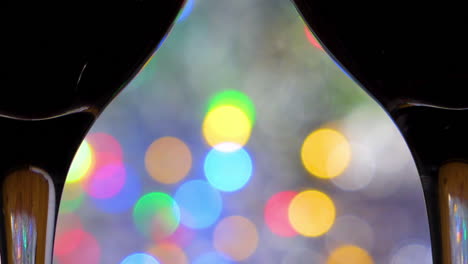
[86, 133, 123, 162]
[303, 25, 324, 51]
[54, 228, 100, 264]
[203, 90, 255, 152]
[331, 144, 375, 191]
[301, 128, 351, 179]
[145, 136, 192, 184]
[91, 165, 141, 214]
[288, 190, 336, 237]
[390, 243, 432, 264]
[177, 0, 194, 22]
[59, 181, 85, 214]
[162, 225, 195, 247]
[203, 106, 252, 152]
[213, 216, 259, 261]
[193, 252, 231, 264]
[67, 140, 94, 183]
[120, 253, 159, 264]
[83, 163, 126, 199]
[264, 191, 298, 237]
[204, 147, 253, 192]
[133, 192, 181, 240]
[327, 245, 374, 264]
[207, 90, 256, 124]
[174, 179, 222, 229]
[147, 242, 188, 264]
[325, 215, 374, 253]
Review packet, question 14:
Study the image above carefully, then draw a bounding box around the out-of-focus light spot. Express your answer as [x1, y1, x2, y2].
[147, 242, 188, 264]
[202, 105, 252, 151]
[213, 216, 259, 261]
[59, 182, 85, 214]
[177, 0, 194, 22]
[304, 25, 324, 51]
[288, 190, 335, 237]
[162, 225, 195, 247]
[133, 192, 180, 240]
[120, 253, 159, 264]
[145, 137, 192, 184]
[390, 243, 432, 264]
[193, 252, 231, 264]
[204, 148, 253, 192]
[325, 215, 374, 253]
[67, 140, 94, 183]
[54, 229, 100, 264]
[174, 180, 222, 229]
[91, 165, 141, 213]
[83, 163, 126, 199]
[282, 248, 325, 264]
[264, 191, 298, 237]
[86, 133, 123, 160]
[327, 245, 373, 264]
[207, 90, 256, 124]
[301, 128, 351, 179]
[331, 144, 375, 191]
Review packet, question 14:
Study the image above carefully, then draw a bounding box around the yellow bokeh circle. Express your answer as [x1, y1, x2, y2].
[67, 140, 94, 183]
[145, 137, 192, 184]
[301, 128, 351, 179]
[327, 245, 374, 264]
[288, 190, 336, 237]
[202, 105, 252, 151]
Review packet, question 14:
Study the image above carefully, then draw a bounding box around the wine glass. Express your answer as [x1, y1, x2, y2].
[1, 1, 185, 263]
[292, 1, 468, 263]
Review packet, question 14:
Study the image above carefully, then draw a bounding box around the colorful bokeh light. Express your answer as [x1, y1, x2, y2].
[204, 148, 253, 192]
[86, 133, 123, 160]
[174, 180, 222, 229]
[301, 128, 351, 179]
[54, 229, 100, 264]
[327, 245, 374, 264]
[67, 140, 94, 183]
[207, 90, 256, 124]
[202, 105, 252, 151]
[213, 216, 259, 261]
[162, 225, 195, 247]
[83, 163, 126, 199]
[120, 253, 159, 264]
[264, 191, 298, 237]
[288, 190, 336, 237]
[133, 192, 181, 240]
[91, 165, 141, 213]
[145, 136, 192, 184]
[147, 242, 188, 264]
[193, 252, 231, 264]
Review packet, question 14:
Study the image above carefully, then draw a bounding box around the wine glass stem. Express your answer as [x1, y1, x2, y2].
[1, 167, 56, 264]
[393, 105, 468, 264]
[438, 163, 468, 264]
[0, 112, 95, 264]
